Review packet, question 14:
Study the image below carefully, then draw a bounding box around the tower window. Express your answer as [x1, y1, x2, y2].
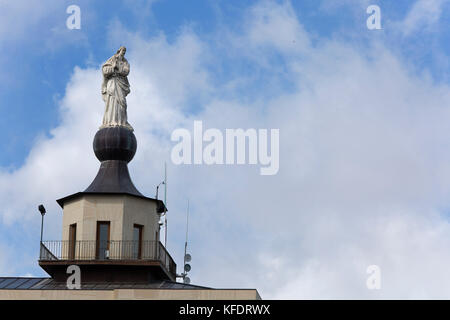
[96, 221, 110, 259]
[69, 223, 77, 260]
[133, 224, 143, 259]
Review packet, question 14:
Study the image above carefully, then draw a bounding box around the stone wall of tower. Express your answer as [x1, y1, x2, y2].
[61, 194, 160, 243]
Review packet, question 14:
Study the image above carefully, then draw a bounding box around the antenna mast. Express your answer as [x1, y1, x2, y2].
[183, 200, 192, 283]
[184, 199, 190, 266]
[177, 200, 192, 283]
[164, 162, 168, 249]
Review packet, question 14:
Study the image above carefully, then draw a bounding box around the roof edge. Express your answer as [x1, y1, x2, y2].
[56, 192, 167, 213]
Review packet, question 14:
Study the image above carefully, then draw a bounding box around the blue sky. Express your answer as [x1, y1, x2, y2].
[2, 0, 449, 166]
[1, 0, 450, 298]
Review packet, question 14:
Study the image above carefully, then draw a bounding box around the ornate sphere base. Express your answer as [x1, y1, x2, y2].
[93, 126, 137, 162]
[84, 126, 143, 196]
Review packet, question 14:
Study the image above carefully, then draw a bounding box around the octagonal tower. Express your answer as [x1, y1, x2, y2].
[39, 47, 174, 283]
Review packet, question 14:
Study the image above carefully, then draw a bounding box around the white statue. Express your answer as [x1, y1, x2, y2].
[100, 46, 133, 131]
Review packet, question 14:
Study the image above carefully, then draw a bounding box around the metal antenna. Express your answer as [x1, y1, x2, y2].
[183, 199, 191, 283]
[164, 162, 168, 249]
[184, 200, 190, 261]
[177, 200, 192, 283]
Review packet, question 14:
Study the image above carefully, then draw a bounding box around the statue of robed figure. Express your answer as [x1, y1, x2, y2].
[100, 46, 133, 131]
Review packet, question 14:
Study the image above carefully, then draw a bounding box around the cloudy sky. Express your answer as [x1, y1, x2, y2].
[1, 0, 450, 299]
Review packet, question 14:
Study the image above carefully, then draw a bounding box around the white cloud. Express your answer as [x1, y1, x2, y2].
[0, 0, 57, 40]
[245, 1, 310, 54]
[2, 1, 450, 299]
[400, 0, 448, 36]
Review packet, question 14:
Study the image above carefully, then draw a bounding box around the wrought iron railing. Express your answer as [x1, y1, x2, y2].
[39, 240, 176, 278]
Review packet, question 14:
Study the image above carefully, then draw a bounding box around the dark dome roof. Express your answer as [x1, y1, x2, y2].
[84, 126, 143, 197]
[93, 127, 137, 162]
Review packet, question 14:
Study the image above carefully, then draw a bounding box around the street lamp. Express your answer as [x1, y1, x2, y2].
[155, 181, 165, 200]
[38, 204, 46, 244]
[155, 181, 166, 245]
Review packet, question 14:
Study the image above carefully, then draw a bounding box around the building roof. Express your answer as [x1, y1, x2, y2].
[56, 127, 167, 214]
[0, 277, 208, 290]
[56, 191, 167, 213]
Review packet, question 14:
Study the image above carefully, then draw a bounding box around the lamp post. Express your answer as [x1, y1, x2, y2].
[155, 181, 165, 200]
[155, 181, 165, 244]
[38, 204, 46, 244]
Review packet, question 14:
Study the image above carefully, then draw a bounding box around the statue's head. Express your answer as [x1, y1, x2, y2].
[116, 46, 126, 58]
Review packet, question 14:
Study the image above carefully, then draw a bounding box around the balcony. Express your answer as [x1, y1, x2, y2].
[39, 240, 176, 282]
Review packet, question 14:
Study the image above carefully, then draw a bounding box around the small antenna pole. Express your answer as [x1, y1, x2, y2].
[184, 200, 190, 267]
[183, 199, 190, 282]
[164, 162, 168, 249]
[177, 200, 192, 283]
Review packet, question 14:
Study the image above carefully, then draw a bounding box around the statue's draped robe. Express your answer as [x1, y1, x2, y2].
[101, 56, 132, 130]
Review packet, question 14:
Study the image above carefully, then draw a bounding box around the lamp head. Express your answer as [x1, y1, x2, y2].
[38, 204, 46, 216]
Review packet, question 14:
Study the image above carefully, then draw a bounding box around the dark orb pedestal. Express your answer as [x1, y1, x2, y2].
[84, 126, 144, 196]
[93, 126, 137, 162]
